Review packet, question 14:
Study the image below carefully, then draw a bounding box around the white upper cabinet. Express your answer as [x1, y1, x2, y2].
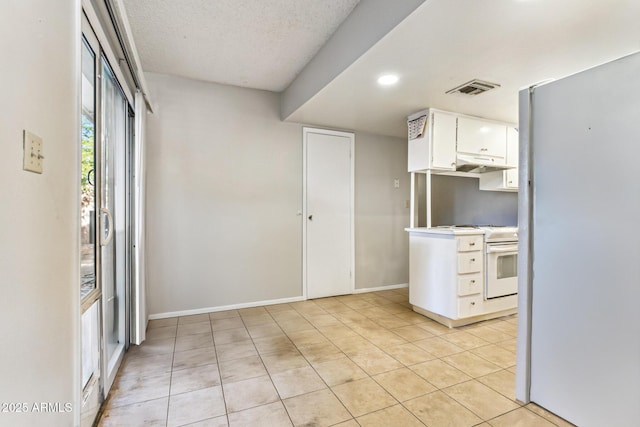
[479, 127, 519, 192]
[506, 127, 519, 188]
[408, 109, 456, 172]
[431, 111, 457, 170]
[506, 126, 518, 168]
[407, 109, 515, 176]
[457, 116, 507, 161]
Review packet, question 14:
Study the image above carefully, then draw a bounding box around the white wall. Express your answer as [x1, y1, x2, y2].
[145, 73, 304, 315]
[0, 1, 79, 426]
[354, 133, 410, 289]
[144, 73, 410, 316]
[430, 175, 518, 226]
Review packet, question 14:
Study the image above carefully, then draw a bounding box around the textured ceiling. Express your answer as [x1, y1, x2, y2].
[122, 0, 360, 92]
[122, 0, 640, 138]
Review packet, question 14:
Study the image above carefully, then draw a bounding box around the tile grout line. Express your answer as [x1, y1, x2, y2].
[483, 405, 565, 427]
[208, 313, 234, 427]
[241, 307, 296, 426]
[165, 331, 177, 427]
[207, 317, 228, 426]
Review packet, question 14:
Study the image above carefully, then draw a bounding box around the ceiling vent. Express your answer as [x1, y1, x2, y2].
[446, 79, 501, 96]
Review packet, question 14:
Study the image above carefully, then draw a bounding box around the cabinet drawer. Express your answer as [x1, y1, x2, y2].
[458, 294, 483, 318]
[458, 274, 482, 296]
[457, 236, 483, 252]
[457, 252, 482, 274]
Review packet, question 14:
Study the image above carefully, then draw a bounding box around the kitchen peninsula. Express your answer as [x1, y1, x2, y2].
[406, 108, 519, 327]
[407, 226, 518, 327]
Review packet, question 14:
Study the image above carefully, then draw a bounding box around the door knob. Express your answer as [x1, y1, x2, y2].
[308, 215, 313, 221]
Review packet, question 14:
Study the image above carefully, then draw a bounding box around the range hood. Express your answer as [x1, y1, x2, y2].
[456, 153, 515, 174]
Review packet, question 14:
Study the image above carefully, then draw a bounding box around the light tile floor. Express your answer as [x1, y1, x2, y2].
[98, 289, 574, 427]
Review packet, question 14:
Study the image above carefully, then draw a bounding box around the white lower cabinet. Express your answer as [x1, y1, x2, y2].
[455, 240, 483, 317]
[457, 274, 482, 296]
[457, 235, 483, 252]
[408, 229, 517, 327]
[457, 252, 482, 274]
[458, 294, 484, 318]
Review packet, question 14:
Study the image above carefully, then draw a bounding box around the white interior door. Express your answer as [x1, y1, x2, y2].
[304, 128, 354, 299]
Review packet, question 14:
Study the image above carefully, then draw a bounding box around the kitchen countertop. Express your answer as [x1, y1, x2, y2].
[405, 227, 485, 236]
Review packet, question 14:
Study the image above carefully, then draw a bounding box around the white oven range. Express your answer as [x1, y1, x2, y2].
[478, 226, 518, 299]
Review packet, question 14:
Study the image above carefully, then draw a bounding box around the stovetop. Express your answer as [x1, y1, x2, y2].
[479, 226, 518, 242]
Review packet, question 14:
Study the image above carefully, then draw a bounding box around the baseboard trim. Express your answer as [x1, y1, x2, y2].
[149, 284, 409, 320]
[353, 283, 408, 294]
[148, 295, 306, 320]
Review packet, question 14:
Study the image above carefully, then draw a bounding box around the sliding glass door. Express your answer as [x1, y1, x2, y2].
[80, 27, 101, 427]
[100, 58, 129, 392]
[80, 13, 133, 426]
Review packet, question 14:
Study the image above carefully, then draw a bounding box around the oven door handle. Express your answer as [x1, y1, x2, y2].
[487, 244, 518, 254]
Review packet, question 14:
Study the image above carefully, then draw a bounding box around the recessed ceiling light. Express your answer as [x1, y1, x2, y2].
[377, 74, 399, 86]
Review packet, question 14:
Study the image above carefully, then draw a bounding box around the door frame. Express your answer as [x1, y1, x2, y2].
[99, 54, 131, 396]
[515, 87, 534, 404]
[302, 127, 355, 300]
[80, 15, 103, 427]
[80, 3, 137, 421]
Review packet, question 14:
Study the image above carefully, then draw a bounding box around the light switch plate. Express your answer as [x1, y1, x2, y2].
[23, 130, 43, 174]
[394, 179, 400, 189]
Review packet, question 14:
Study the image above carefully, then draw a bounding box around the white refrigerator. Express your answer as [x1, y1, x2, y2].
[518, 52, 640, 426]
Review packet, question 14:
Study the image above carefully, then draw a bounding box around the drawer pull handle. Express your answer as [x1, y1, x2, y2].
[470, 280, 475, 284]
[470, 258, 476, 262]
[471, 302, 476, 306]
[469, 242, 475, 246]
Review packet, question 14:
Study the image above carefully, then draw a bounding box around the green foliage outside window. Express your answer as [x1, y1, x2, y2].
[81, 115, 94, 210]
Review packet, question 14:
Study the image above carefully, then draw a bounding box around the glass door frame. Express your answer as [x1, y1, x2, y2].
[125, 106, 135, 349]
[99, 52, 131, 396]
[80, 8, 136, 423]
[80, 14, 102, 427]
[81, 17, 102, 314]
